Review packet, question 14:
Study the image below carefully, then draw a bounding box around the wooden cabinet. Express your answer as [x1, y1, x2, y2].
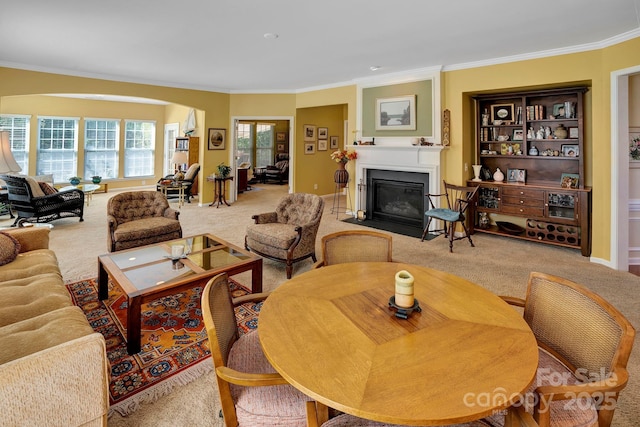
[175, 136, 199, 195]
[470, 87, 592, 256]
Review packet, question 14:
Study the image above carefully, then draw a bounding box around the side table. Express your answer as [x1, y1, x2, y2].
[206, 176, 233, 208]
[158, 181, 189, 208]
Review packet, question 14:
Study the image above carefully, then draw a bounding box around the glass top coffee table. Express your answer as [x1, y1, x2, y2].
[98, 233, 263, 354]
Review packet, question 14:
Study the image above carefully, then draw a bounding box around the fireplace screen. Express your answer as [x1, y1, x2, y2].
[366, 169, 429, 229]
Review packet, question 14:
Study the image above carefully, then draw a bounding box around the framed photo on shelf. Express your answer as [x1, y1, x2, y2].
[512, 129, 524, 141]
[276, 132, 287, 142]
[330, 136, 339, 149]
[490, 104, 514, 124]
[304, 125, 316, 142]
[568, 127, 579, 138]
[507, 168, 526, 183]
[207, 128, 226, 150]
[553, 103, 565, 118]
[561, 144, 579, 157]
[318, 127, 328, 139]
[317, 140, 328, 151]
[560, 173, 579, 189]
[304, 142, 316, 154]
[375, 95, 416, 130]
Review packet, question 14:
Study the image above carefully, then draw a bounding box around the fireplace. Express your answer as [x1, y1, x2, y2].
[353, 145, 444, 236]
[367, 169, 429, 230]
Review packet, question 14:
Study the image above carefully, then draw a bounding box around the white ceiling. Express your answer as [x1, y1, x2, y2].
[1, 0, 639, 94]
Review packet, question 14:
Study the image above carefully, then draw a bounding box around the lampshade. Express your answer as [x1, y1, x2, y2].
[0, 131, 22, 174]
[171, 151, 188, 165]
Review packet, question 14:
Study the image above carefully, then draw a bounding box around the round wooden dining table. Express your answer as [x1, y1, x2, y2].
[258, 262, 538, 426]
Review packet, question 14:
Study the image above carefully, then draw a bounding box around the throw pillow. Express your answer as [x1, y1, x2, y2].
[38, 182, 58, 195]
[25, 176, 46, 198]
[0, 231, 21, 266]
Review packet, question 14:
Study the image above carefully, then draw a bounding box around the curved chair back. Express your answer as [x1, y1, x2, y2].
[107, 191, 171, 224]
[275, 193, 323, 226]
[319, 230, 392, 267]
[202, 273, 240, 426]
[524, 272, 635, 426]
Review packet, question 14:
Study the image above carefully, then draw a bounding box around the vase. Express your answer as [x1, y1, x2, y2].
[472, 164, 482, 182]
[493, 168, 504, 182]
[92, 177, 101, 184]
[69, 178, 80, 186]
[334, 162, 349, 188]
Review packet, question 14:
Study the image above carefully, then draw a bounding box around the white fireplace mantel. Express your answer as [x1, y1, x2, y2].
[353, 145, 444, 212]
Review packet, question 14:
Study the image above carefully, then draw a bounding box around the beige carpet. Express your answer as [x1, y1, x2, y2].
[4, 183, 637, 427]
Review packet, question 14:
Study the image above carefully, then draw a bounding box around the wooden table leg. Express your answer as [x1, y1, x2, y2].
[127, 295, 142, 355]
[98, 260, 109, 300]
[252, 259, 263, 293]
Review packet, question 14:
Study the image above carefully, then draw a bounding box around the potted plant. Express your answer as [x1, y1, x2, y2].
[69, 176, 82, 186]
[217, 163, 232, 178]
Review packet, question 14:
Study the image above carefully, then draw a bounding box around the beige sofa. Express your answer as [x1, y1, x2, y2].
[0, 227, 109, 426]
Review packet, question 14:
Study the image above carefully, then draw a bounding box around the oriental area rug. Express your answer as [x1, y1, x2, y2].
[65, 277, 261, 417]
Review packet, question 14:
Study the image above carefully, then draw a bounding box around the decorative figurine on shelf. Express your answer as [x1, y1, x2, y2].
[527, 127, 535, 139]
[478, 212, 490, 229]
[472, 164, 482, 182]
[529, 146, 539, 156]
[482, 109, 489, 126]
[544, 126, 552, 139]
[536, 126, 545, 140]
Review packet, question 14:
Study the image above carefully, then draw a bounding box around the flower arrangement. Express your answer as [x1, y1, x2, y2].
[330, 149, 357, 164]
[630, 135, 640, 160]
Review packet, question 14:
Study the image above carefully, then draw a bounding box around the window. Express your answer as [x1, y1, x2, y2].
[0, 115, 30, 173]
[236, 122, 253, 165]
[37, 117, 79, 182]
[84, 119, 119, 179]
[124, 120, 155, 177]
[256, 123, 274, 167]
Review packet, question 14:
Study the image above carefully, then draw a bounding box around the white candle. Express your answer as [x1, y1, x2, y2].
[171, 244, 184, 258]
[395, 270, 415, 308]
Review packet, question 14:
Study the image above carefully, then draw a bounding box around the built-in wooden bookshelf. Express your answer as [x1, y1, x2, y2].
[469, 87, 592, 256]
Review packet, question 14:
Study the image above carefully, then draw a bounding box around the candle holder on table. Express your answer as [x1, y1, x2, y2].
[388, 270, 421, 319]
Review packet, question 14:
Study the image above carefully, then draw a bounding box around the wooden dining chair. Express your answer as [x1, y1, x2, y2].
[420, 181, 478, 252]
[496, 272, 636, 427]
[201, 273, 312, 426]
[313, 230, 393, 268]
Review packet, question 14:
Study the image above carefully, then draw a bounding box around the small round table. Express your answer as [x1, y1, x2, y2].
[59, 184, 100, 206]
[207, 176, 233, 208]
[158, 181, 190, 208]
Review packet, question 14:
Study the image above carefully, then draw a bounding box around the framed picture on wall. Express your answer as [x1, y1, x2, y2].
[277, 143, 285, 152]
[276, 132, 287, 142]
[318, 127, 328, 139]
[375, 95, 416, 130]
[208, 128, 226, 150]
[318, 140, 327, 151]
[304, 125, 316, 142]
[304, 142, 316, 154]
[330, 136, 339, 149]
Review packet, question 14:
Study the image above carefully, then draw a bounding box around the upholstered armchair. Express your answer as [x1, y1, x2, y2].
[265, 153, 289, 184]
[156, 163, 200, 203]
[107, 191, 182, 252]
[245, 193, 324, 279]
[0, 174, 84, 225]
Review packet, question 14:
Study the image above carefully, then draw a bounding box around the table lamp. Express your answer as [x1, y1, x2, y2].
[0, 131, 22, 173]
[171, 151, 188, 171]
[171, 151, 188, 180]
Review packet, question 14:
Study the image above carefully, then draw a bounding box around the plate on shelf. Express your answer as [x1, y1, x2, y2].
[496, 221, 525, 235]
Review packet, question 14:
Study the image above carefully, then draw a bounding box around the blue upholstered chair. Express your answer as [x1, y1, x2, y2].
[420, 181, 478, 252]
